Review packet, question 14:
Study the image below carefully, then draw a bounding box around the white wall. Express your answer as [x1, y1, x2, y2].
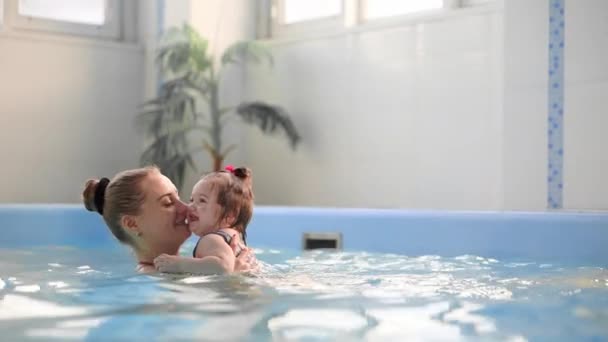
[0, 33, 143, 202]
[503, 0, 608, 211]
[502, 0, 548, 210]
[243, 8, 504, 209]
[240, 0, 607, 211]
[0, 28, 144, 202]
[563, 0, 608, 210]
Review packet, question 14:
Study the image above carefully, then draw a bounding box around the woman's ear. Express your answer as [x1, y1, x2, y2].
[121, 215, 140, 235]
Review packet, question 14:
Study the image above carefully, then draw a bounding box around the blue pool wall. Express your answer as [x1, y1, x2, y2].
[1, 205, 607, 265]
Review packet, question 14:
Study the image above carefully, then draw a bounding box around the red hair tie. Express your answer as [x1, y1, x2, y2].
[224, 165, 235, 173]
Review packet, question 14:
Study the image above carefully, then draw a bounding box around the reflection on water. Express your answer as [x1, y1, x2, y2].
[0, 246, 607, 341]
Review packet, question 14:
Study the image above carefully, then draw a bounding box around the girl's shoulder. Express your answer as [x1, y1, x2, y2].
[216, 228, 246, 255]
[217, 227, 241, 238]
[193, 228, 243, 257]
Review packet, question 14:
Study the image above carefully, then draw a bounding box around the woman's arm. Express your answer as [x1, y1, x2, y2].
[154, 254, 230, 274]
[154, 235, 235, 274]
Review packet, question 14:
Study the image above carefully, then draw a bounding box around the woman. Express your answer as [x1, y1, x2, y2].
[82, 166, 255, 273]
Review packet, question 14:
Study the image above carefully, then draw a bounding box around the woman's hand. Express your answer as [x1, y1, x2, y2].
[234, 247, 258, 272]
[230, 235, 258, 273]
[153, 253, 182, 273]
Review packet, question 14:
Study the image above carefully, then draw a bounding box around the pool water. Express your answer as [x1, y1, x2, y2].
[1, 243, 607, 341]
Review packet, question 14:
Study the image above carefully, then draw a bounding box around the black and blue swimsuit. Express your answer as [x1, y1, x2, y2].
[192, 230, 246, 258]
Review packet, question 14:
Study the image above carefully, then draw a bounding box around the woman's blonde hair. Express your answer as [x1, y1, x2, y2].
[82, 166, 159, 247]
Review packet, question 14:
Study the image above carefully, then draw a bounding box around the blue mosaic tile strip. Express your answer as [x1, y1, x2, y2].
[548, 0, 564, 209]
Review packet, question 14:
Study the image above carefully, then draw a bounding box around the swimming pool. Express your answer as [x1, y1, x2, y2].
[1, 205, 607, 340]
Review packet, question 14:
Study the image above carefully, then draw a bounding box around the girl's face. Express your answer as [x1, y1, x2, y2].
[188, 178, 225, 236]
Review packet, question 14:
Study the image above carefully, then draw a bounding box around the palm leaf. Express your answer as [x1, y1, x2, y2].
[183, 24, 212, 72]
[221, 41, 274, 68]
[140, 128, 201, 191]
[157, 24, 212, 76]
[236, 102, 301, 149]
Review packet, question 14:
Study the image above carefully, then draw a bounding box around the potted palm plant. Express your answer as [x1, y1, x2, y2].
[137, 24, 300, 190]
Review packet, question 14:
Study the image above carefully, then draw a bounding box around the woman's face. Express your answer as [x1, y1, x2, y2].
[135, 172, 191, 255]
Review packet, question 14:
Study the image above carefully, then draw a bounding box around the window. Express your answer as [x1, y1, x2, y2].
[18, 0, 106, 25]
[271, 0, 345, 38]
[7, 0, 121, 39]
[362, 0, 444, 20]
[282, 0, 342, 24]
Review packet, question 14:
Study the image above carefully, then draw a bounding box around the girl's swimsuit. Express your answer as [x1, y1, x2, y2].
[192, 230, 245, 257]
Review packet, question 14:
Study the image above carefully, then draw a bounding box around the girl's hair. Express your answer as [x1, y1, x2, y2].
[203, 167, 254, 242]
[82, 166, 159, 247]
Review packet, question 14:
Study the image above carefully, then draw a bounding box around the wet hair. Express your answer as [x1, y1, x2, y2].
[202, 167, 254, 242]
[82, 166, 159, 247]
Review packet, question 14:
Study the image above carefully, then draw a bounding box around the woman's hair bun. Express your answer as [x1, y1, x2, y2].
[82, 179, 101, 213]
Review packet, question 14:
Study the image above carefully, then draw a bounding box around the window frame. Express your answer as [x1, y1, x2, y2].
[5, 0, 121, 40]
[0, 0, 4, 29]
[359, 0, 450, 23]
[267, 0, 493, 40]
